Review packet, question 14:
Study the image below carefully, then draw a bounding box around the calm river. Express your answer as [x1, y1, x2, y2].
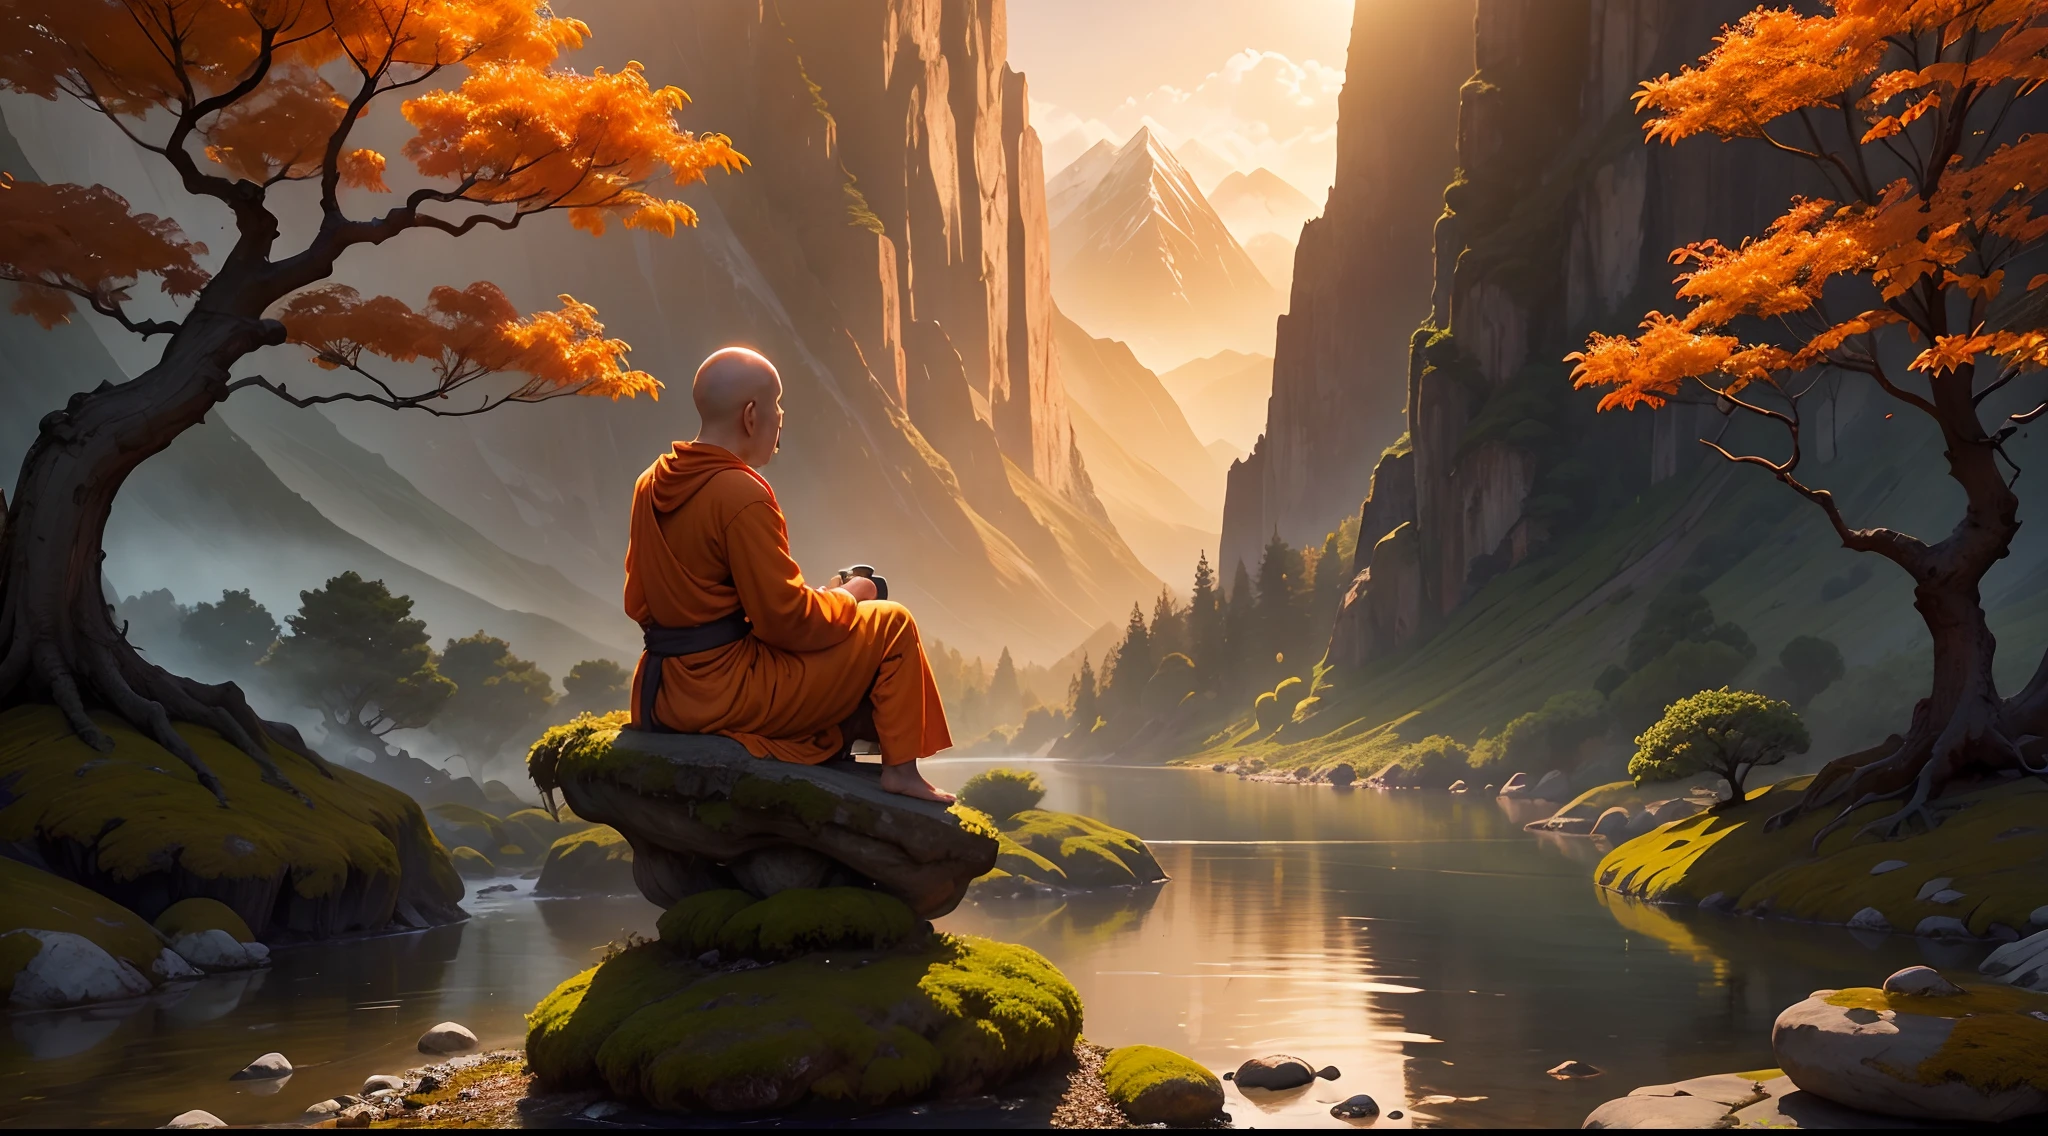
[1, 759, 1978, 1128]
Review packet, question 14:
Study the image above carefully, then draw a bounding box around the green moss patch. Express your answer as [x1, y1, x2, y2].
[153, 897, 253, 943]
[995, 810, 1165, 889]
[526, 942, 707, 1090]
[594, 933, 1079, 1112]
[534, 825, 635, 896]
[0, 704, 460, 937]
[0, 856, 164, 981]
[1101, 1044, 1223, 1126]
[1595, 775, 2048, 933]
[657, 889, 757, 955]
[1824, 985, 2048, 1093]
[655, 888, 917, 960]
[451, 846, 496, 878]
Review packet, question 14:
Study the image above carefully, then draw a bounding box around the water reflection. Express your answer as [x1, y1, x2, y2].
[0, 761, 1989, 1129]
[928, 758, 1969, 1129]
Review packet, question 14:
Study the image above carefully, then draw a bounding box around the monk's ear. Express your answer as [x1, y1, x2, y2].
[739, 398, 757, 436]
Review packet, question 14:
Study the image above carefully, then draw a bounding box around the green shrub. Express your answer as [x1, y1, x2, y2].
[1395, 734, 1471, 786]
[957, 768, 1046, 820]
[1257, 677, 1304, 730]
[1763, 635, 1846, 708]
[1625, 590, 1754, 670]
[1471, 689, 1608, 769]
[1630, 688, 1809, 801]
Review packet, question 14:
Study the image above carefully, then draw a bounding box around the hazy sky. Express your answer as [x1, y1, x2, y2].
[1007, 0, 1357, 195]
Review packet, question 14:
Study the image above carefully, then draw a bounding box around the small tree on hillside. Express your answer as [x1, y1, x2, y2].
[560, 658, 630, 717]
[434, 631, 552, 779]
[988, 647, 1023, 725]
[1571, 5, 2048, 839]
[0, 0, 744, 804]
[264, 572, 453, 762]
[181, 589, 279, 679]
[1769, 635, 1847, 709]
[1632, 688, 1810, 804]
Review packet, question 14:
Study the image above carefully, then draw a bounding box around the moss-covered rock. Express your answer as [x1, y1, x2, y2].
[0, 856, 167, 1000]
[1595, 776, 2048, 935]
[655, 887, 917, 961]
[534, 726, 996, 917]
[984, 809, 1167, 891]
[153, 898, 254, 944]
[534, 825, 635, 896]
[1101, 1044, 1224, 1126]
[0, 704, 463, 939]
[450, 846, 497, 879]
[528, 931, 1080, 1113]
[1773, 982, 2048, 1121]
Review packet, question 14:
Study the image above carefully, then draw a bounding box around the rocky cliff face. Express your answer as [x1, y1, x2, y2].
[1328, 0, 1806, 668]
[1217, 0, 1476, 580]
[4, 0, 1159, 663]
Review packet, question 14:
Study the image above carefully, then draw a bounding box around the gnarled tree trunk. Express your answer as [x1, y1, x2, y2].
[0, 309, 313, 803]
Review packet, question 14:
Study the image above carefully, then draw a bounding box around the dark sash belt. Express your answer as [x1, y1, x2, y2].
[638, 609, 751, 733]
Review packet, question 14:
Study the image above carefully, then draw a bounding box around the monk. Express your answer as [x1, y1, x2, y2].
[623, 347, 956, 803]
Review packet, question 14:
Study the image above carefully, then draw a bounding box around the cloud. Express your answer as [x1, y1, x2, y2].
[1032, 50, 1344, 195]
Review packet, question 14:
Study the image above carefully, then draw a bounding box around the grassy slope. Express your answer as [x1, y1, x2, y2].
[1190, 403, 2048, 772]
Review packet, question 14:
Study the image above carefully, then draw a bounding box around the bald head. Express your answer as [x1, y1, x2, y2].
[691, 347, 784, 467]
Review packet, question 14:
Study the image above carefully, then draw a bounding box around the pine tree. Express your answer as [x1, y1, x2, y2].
[1309, 529, 1348, 650]
[1224, 560, 1256, 695]
[989, 647, 1023, 724]
[1255, 531, 1304, 684]
[1069, 654, 1099, 736]
[1106, 602, 1152, 711]
[1189, 552, 1224, 690]
[1149, 588, 1186, 661]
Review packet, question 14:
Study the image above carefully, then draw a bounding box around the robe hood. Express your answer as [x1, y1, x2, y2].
[644, 442, 776, 513]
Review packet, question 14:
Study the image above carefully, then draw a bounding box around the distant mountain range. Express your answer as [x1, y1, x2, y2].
[1210, 169, 1319, 294]
[1159, 351, 1275, 455]
[1046, 129, 1283, 371]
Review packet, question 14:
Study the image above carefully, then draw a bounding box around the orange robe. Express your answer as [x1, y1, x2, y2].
[623, 441, 952, 765]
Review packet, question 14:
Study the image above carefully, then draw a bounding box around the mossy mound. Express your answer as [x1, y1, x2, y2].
[975, 809, 1166, 893]
[0, 856, 166, 995]
[0, 704, 463, 939]
[153, 897, 254, 944]
[1596, 775, 2048, 934]
[1772, 982, 2048, 1121]
[450, 846, 497, 878]
[528, 931, 1080, 1113]
[1101, 1044, 1224, 1126]
[655, 887, 917, 960]
[534, 825, 635, 896]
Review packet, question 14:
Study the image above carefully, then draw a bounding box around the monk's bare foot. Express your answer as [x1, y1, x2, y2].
[880, 761, 955, 803]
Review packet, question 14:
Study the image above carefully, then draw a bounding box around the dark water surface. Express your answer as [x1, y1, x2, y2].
[1, 760, 1979, 1128]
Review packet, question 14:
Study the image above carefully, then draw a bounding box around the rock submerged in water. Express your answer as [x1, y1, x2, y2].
[972, 809, 1166, 899]
[230, 1051, 292, 1080]
[531, 724, 996, 918]
[1330, 1093, 1379, 1119]
[1100, 1044, 1224, 1125]
[1231, 1054, 1319, 1090]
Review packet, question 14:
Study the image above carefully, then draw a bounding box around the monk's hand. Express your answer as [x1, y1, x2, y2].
[831, 574, 878, 602]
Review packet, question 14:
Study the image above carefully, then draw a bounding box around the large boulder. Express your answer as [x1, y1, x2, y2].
[1771, 980, 2048, 1122]
[974, 810, 1166, 896]
[532, 725, 997, 918]
[1982, 927, 2048, 991]
[534, 826, 637, 896]
[0, 705, 463, 940]
[527, 889, 1080, 1113]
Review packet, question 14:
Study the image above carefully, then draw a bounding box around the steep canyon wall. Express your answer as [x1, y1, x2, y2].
[1327, 0, 1807, 668]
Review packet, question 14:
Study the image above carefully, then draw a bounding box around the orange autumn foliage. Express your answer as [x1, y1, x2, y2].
[1570, 1, 2048, 416]
[0, 0, 746, 403]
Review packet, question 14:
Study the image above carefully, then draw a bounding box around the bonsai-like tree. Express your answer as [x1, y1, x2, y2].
[559, 658, 629, 718]
[0, 0, 743, 803]
[264, 572, 452, 763]
[180, 588, 279, 677]
[433, 631, 552, 779]
[1631, 688, 1810, 804]
[1570, 4, 2048, 839]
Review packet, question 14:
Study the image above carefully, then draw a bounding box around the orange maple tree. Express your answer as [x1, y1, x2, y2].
[1570, 0, 2048, 840]
[0, 0, 744, 802]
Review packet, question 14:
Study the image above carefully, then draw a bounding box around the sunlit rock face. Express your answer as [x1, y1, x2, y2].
[0, 0, 1159, 665]
[1316, 0, 1808, 666]
[1217, 0, 1475, 581]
